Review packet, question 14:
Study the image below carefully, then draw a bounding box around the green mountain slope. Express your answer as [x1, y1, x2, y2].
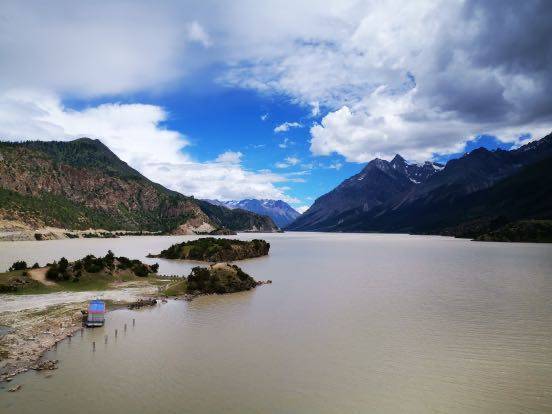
[0, 138, 278, 233]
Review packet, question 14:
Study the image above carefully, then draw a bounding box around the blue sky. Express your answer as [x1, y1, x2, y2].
[0, 1, 550, 212]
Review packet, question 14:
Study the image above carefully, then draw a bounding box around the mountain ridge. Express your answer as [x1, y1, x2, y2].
[203, 199, 300, 228]
[288, 153, 443, 231]
[0, 138, 278, 234]
[287, 132, 552, 239]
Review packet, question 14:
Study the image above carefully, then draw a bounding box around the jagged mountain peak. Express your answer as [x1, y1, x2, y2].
[204, 198, 300, 228]
[391, 154, 406, 164]
[287, 131, 552, 233]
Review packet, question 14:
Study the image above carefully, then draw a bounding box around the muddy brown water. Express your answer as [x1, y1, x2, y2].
[0, 233, 551, 413]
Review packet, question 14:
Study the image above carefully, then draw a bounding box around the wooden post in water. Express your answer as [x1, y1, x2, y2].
[54, 342, 57, 351]
[115, 329, 118, 338]
[92, 341, 96, 352]
[104, 335, 108, 344]
[124, 323, 127, 333]
[133, 318, 135, 327]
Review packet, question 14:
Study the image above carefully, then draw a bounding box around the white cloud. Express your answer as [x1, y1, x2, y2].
[278, 137, 294, 148]
[260, 113, 269, 121]
[275, 156, 300, 169]
[215, 150, 242, 164]
[1, 0, 550, 167]
[216, 0, 552, 161]
[310, 86, 552, 162]
[310, 102, 321, 117]
[187, 21, 212, 48]
[274, 121, 302, 133]
[328, 162, 343, 170]
[285, 156, 300, 166]
[0, 90, 294, 201]
[0, 1, 212, 97]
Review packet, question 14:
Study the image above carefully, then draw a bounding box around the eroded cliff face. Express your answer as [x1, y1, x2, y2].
[0, 139, 278, 233]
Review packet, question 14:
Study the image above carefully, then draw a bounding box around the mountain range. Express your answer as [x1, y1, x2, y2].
[0, 138, 278, 234]
[204, 199, 300, 227]
[287, 132, 552, 241]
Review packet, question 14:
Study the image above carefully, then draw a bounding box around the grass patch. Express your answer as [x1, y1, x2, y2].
[163, 279, 188, 296]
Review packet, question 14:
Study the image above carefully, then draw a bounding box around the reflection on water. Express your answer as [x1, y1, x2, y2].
[1, 233, 551, 413]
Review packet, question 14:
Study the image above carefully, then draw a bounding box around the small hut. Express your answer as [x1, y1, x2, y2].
[86, 300, 106, 327]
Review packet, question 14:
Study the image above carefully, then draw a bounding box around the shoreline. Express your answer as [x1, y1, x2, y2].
[0, 286, 160, 383]
[0, 281, 272, 383]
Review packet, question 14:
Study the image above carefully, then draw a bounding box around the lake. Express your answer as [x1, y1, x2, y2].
[1, 233, 551, 413]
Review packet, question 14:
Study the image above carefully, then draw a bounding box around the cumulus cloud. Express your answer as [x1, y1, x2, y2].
[1, 0, 551, 172]
[274, 122, 302, 133]
[218, 0, 552, 161]
[0, 91, 293, 201]
[215, 150, 243, 164]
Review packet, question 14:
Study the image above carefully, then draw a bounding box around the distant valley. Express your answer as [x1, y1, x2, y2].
[204, 199, 300, 228]
[1, 133, 551, 242]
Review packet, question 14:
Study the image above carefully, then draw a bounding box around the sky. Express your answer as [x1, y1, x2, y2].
[0, 0, 551, 213]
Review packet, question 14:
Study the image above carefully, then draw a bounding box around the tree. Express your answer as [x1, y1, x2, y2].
[9, 261, 27, 271]
[46, 262, 60, 280]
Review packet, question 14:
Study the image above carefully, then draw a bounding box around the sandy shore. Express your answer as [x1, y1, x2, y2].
[0, 284, 160, 382]
[0, 220, 163, 242]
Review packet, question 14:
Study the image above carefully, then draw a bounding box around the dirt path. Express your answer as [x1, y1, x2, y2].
[28, 268, 57, 286]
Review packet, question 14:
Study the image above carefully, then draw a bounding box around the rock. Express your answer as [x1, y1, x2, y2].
[31, 359, 58, 371]
[8, 384, 22, 392]
[127, 298, 157, 309]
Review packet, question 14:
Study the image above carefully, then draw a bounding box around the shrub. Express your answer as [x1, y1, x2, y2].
[132, 263, 149, 277]
[9, 261, 27, 271]
[46, 262, 60, 280]
[116, 256, 132, 270]
[82, 255, 104, 273]
[104, 250, 115, 268]
[58, 257, 69, 273]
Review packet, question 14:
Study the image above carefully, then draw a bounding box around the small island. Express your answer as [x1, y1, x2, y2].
[0, 251, 159, 294]
[163, 263, 270, 297]
[149, 237, 270, 262]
